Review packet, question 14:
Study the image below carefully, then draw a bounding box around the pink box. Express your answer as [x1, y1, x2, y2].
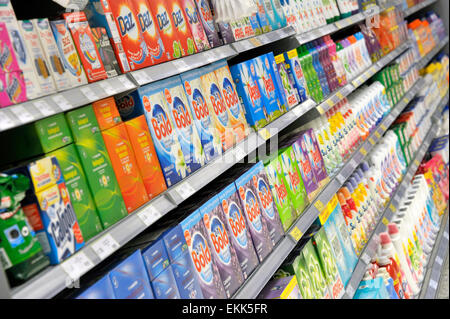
[0, 22, 20, 73]
[0, 70, 27, 107]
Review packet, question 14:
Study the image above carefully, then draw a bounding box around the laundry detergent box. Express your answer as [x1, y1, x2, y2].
[0, 70, 27, 108]
[264, 155, 296, 231]
[274, 53, 299, 109]
[261, 0, 286, 31]
[194, 0, 221, 48]
[48, 144, 103, 242]
[168, 0, 198, 55]
[141, 239, 170, 280]
[212, 60, 250, 143]
[199, 195, 244, 298]
[108, 250, 154, 299]
[264, 52, 289, 112]
[151, 264, 181, 299]
[33, 18, 72, 92]
[124, 115, 167, 199]
[85, 0, 152, 72]
[301, 239, 331, 299]
[180, 209, 227, 299]
[200, 64, 235, 151]
[0, 0, 43, 100]
[180, 67, 222, 163]
[50, 20, 88, 88]
[91, 27, 121, 78]
[230, 61, 268, 131]
[19, 156, 85, 265]
[162, 76, 205, 174]
[235, 168, 273, 263]
[291, 135, 319, 201]
[62, 12, 108, 83]
[0, 22, 20, 73]
[258, 275, 302, 299]
[217, 182, 260, 279]
[255, 0, 272, 33]
[279, 147, 308, 218]
[217, 22, 235, 44]
[229, 19, 245, 42]
[77, 274, 116, 299]
[101, 123, 149, 213]
[92, 97, 123, 131]
[17, 20, 57, 95]
[251, 161, 284, 246]
[179, 0, 210, 51]
[65, 105, 102, 142]
[284, 49, 308, 103]
[299, 129, 329, 189]
[312, 227, 345, 299]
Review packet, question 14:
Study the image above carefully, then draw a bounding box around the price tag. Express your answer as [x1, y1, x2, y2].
[336, 91, 344, 100]
[360, 147, 367, 156]
[10, 105, 34, 123]
[361, 253, 371, 264]
[176, 182, 196, 200]
[370, 66, 378, 74]
[81, 87, 99, 101]
[314, 199, 325, 212]
[91, 233, 120, 261]
[292, 106, 304, 117]
[52, 94, 72, 111]
[317, 104, 326, 115]
[444, 232, 449, 240]
[429, 279, 438, 290]
[335, 21, 344, 29]
[0, 111, 15, 130]
[61, 251, 94, 281]
[249, 37, 262, 47]
[289, 227, 303, 242]
[382, 217, 390, 225]
[138, 205, 162, 226]
[259, 128, 270, 141]
[99, 81, 118, 95]
[380, 124, 387, 131]
[389, 203, 397, 213]
[368, 138, 375, 145]
[234, 147, 247, 160]
[173, 59, 189, 72]
[336, 174, 346, 185]
[203, 50, 216, 62]
[374, 131, 381, 139]
[34, 100, 55, 116]
[326, 99, 334, 108]
[436, 256, 443, 266]
[118, 76, 135, 90]
[346, 285, 355, 297]
[414, 159, 420, 167]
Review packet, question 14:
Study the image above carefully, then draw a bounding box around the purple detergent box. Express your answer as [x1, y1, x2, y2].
[199, 195, 244, 298]
[235, 166, 273, 262]
[251, 161, 284, 246]
[217, 182, 259, 279]
[141, 239, 170, 280]
[77, 275, 116, 299]
[292, 135, 319, 201]
[108, 250, 154, 299]
[299, 129, 329, 188]
[151, 265, 181, 299]
[217, 22, 235, 44]
[180, 209, 227, 299]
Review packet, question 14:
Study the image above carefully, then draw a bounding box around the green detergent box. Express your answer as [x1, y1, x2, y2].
[312, 227, 345, 299]
[48, 144, 103, 242]
[65, 105, 101, 142]
[302, 239, 331, 299]
[74, 131, 127, 229]
[279, 147, 308, 218]
[264, 155, 296, 231]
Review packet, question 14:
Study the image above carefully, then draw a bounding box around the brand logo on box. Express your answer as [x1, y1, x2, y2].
[185, 3, 199, 24]
[226, 202, 248, 248]
[117, 6, 139, 40]
[209, 83, 228, 125]
[191, 231, 213, 284]
[150, 103, 173, 151]
[172, 3, 187, 31]
[137, 6, 155, 35]
[156, 5, 172, 33]
[172, 97, 192, 129]
[208, 216, 231, 265]
[242, 188, 262, 232]
[222, 78, 240, 118]
[257, 178, 274, 218]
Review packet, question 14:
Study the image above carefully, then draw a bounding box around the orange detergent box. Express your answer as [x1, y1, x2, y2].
[92, 97, 123, 131]
[124, 115, 167, 199]
[101, 122, 149, 213]
[63, 12, 108, 83]
[130, 0, 169, 64]
[147, 0, 185, 60]
[168, 0, 198, 56]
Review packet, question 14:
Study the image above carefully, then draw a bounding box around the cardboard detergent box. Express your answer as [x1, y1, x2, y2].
[141, 239, 170, 280]
[180, 67, 222, 163]
[179, 0, 211, 52]
[124, 115, 167, 200]
[85, 0, 151, 72]
[258, 275, 302, 299]
[18, 157, 85, 265]
[180, 209, 227, 299]
[0, 21, 20, 73]
[168, 0, 198, 56]
[199, 195, 244, 298]
[217, 182, 259, 279]
[284, 49, 308, 103]
[212, 60, 250, 144]
[62, 12, 108, 83]
[151, 264, 181, 299]
[298, 129, 329, 189]
[264, 52, 289, 113]
[0, 69, 27, 108]
[91, 27, 121, 78]
[101, 123, 149, 213]
[217, 21, 235, 44]
[65, 105, 101, 142]
[33, 18, 72, 92]
[109, 250, 154, 299]
[291, 135, 319, 201]
[50, 20, 88, 88]
[48, 144, 103, 242]
[302, 239, 331, 299]
[274, 53, 299, 109]
[92, 97, 123, 131]
[194, 0, 221, 47]
[77, 275, 116, 299]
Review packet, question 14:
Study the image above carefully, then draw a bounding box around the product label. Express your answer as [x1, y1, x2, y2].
[180, 0, 210, 51]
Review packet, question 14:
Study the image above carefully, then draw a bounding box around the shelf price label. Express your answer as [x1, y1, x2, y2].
[118, 76, 135, 90]
[52, 94, 72, 111]
[346, 285, 355, 297]
[10, 105, 34, 123]
[374, 131, 381, 139]
[360, 147, 367, 156]
[444, 232, 449, 240]
[380, 124, 387, 131]
[176, 182, 195, 200]
[34, 100, 55, 116]
[259, 128, 270, 141]
[234, 147, 247, 161]
[91, 234, 120, 261]
[138, 205, 162, 226]
[368, 138, 375, 145]
[99, 81, 118, 95]
[81, 87, 99, 101]
[292, 106, 304, 117]
[429, 279, 438, 291]
[336, 91, 344, 100]
[382, 217, 390, 226]
[61, 251, 94, 281]
[436, 256, 443, 266]
[361, 253, 371, 264]
[249, 37, 262, 47]
[314, 199, 325, 212]
[326, 99, 334, 108]
[289, 227, 303, 242]
[0, 111, 15, 130]
[414, 159, 420, 167]
[389, 203, 397, 213]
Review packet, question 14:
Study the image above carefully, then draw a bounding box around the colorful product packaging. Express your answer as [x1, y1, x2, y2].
[91, 27, 121, 78]
[200, 65, 235, 151]
[179, 0, 211, 51]
[124, 115, 167, 200]
[0, 21, 19, 73]
[151, 264, 181, 299]
[50, 20, 88, 88]
[302, 239, 331, 299]
[33, 18, 72, 92]
[229, 19, 245, 42]
[62, 12, 108, 83]
[217, 22, 235, 44]
[284, 49, 308, 103]
[48, 144, 103, 242]
[162, 76, 205, 174]
[291, 136, 319, 201]
[180, 209, 227, 299]
[275, 54, 299, 108]
[77, 275, 116, 299]
[141, 239, 169, 279]
[299, 129, 329, 188]
[212, 60, 250, 143]
[0, 68, 27, 108]
[101, 123, 149, 213]
[199, 195, 244, 298]
[168, 0, 198, 55]
[180, 67, 222, 163]
[194, 0, 221, 47]
[254, 0, 272, 33]
[230, 60, 268, 130]
[258, 275, 302, 299]
[217, 182, 259, 279]
[265, 52, 289, 112]
[92, 97, 123, 131]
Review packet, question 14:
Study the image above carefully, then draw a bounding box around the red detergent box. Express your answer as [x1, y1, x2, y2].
[179, 0, 210, 52]
[167, 0, 198, 56]
[63, 12, 108, 83]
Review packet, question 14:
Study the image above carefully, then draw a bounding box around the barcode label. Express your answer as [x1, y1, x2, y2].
[0, 112, 14, 130]
[52, 95, 72, 111]
[436, 256, 443, 266]
[361, 253, 371, 264]
[292, 106, 304, 117]
[10, 105, 34, 123]
[176, 182, 195, 200]
[61, 251, 94, 281]
[81, 87, 99, 101]
[99, 81, 117, 95]
[429, 279, 438, 290]
[34, 100, 55, 116]
[138, 205, 162, 226]
[91, 234, 120, 261]
[234, 147, 247, 161]
[172, 59, 189, 72]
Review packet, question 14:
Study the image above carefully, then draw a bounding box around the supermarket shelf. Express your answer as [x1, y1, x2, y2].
[232, 77, 424, 299]
[342, 122, 439, 299]
[431, 91, 449, 121]
[405, 0, 438, 17]
[419, 209, 449, 299]
[296, 6, 380, 45]
[417, 36, 449, 70]
[231, 26, 297, 53]
[0, 74, 137, 133]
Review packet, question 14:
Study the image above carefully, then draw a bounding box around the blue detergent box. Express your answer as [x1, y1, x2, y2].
[141, 239, 170, 280]
[77, 275, 116, 299]
[162, 224, 189, 262]
[230, 61, 268, 130]
[264, 52, 289, 112]
[284, 50, 308, 103]
[151, 264, 181, 299]
[108, 250, 154, 299]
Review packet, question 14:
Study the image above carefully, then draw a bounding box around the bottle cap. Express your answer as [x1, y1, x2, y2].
[379, 232, 392, 245]
[387, 223, 400, 236]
